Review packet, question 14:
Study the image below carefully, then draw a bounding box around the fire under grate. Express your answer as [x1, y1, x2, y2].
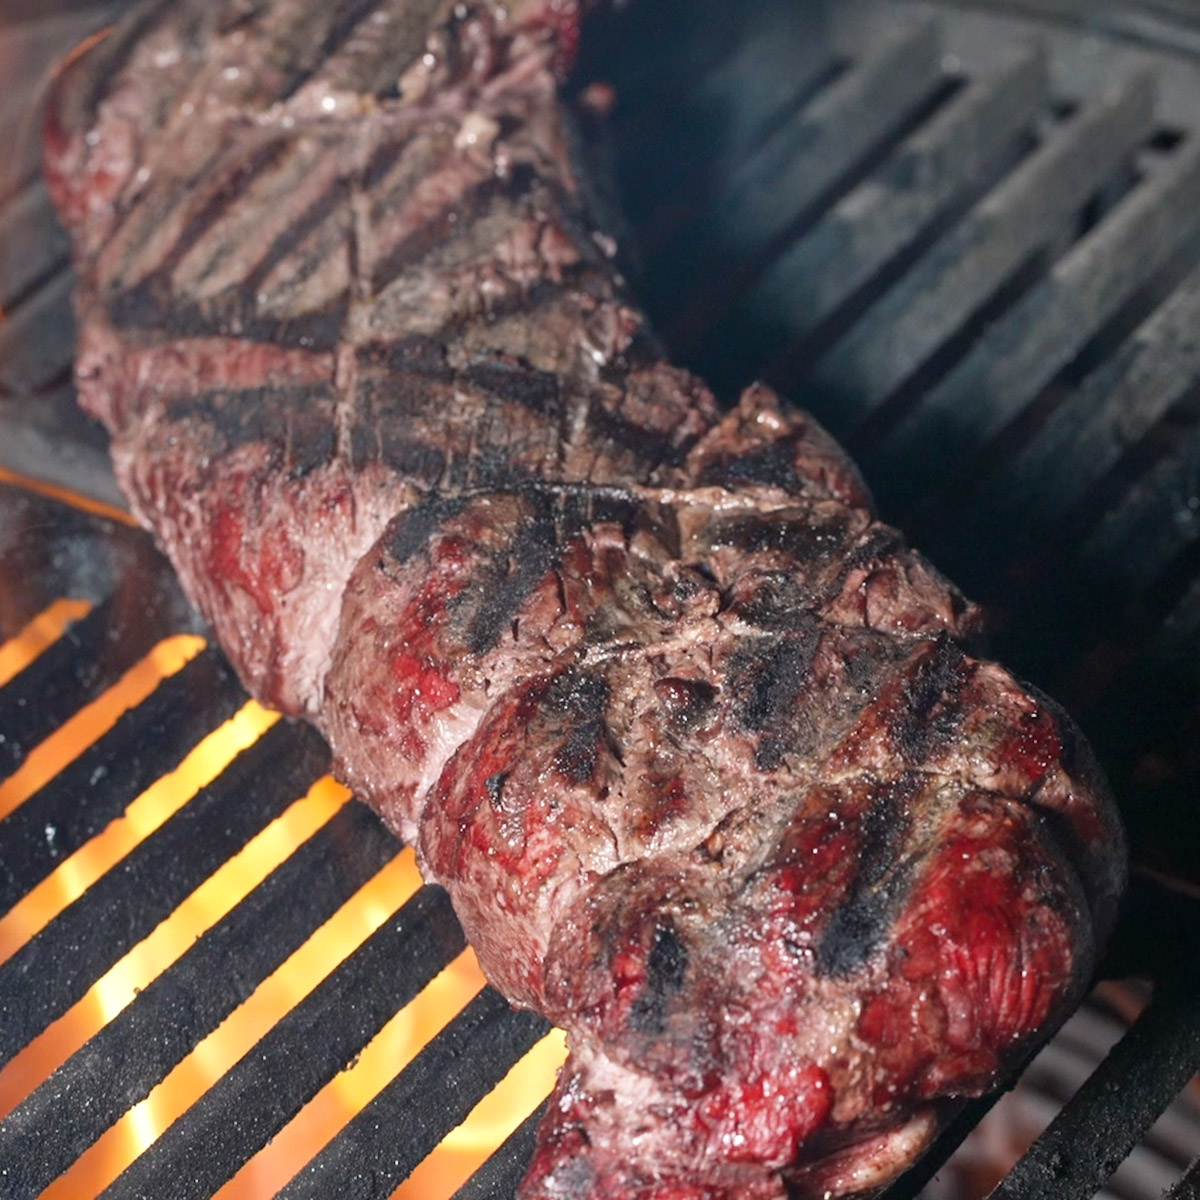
[4, 1, 1200, 1198]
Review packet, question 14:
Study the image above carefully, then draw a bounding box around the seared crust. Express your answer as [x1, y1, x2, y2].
[47, 2, 1125, 1196]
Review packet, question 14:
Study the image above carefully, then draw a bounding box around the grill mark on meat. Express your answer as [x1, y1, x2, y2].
[839, 526, 907, 574]
[699, 433, 818, 494]
[353, 423, 447, 480]
[155, 137, 298, 284]
[370, 164, 539, 295]
[654, 677, 718, 735]
[388, 493, 470, 564]
[451, 492, 571, 654]
[277, 0, 391, 97]
[106, 280, 350, 351]
[630, 924, 688, 1036]
[544, 667, 609, 719]
[544, 667, 612, 782]
[356, 334, 452, 378]
[891, 636, 970, 765]
[363, 134, 414, 192]
[730, 620, 823, 770]
[463, 359, 561, 416]
[76, 0, 182, 118]
[166, 382, 338, 476]
[241, 174, 353, 296]
[816, 774, 922, 978]
[732, 573, 810, 630]
[278, 0, 445, 100]
[557, 720, 603, 783]
[585, 402, 686, 474]
[709, 509, 852, 567]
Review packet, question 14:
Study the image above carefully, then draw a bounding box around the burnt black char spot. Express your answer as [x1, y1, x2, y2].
[816, 775, 921, 977]
[735, 573, 809, 630]
[892, 637, 969, 765]
[462, 500, 561, 655]
[350, 421, 447, 480]
[388, 495, 469, 564]
[699, 435, 808, 493]
[544, 669, 609, 718]
[586, 404, 681, 473]
[545, 669, 611, 783]
[376, 433, 447, 481]
[841, 525, 906, 572]
[557, 724, 603, 784]
[730, 620, 822, 769]
[629, 925, 688, 1035]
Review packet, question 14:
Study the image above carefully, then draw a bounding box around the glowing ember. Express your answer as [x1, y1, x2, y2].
[0, 598, 93, 689]
[0, 686, 272, 963]
[39, 850, 425, 1199]
[0, 775, 353, 1118]
[395, 1028, 569, 1199]
[0, 504, 567, 1198]
[0, 633, 208, 830]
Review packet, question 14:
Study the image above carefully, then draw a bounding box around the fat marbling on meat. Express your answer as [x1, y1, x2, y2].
[44, 1, 1126, 1196]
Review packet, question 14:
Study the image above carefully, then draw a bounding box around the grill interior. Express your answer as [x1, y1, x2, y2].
[4, 0, 1200, 1197]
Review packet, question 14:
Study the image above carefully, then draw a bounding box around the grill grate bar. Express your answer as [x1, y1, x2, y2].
[962, 258, 1200, 557]
[100, 884, 466, 1200]
[0, 645, 245, 914]
[279, 989, 549, 1200]
[450, 1106, 547, 1200]
[1164, 1153, 1200, 1199]
[1079, 420, 1200, 597]
[987, 979, 1200, 1200]
[808, 72, 1156, 434]
[0, 180, 70, 314]
[0, 800, 400, 1198]
[697, 46, 1049, 388]
[607, 2, 838, 231]
[1154, 575, 1200, 677]
[0, 720, 328, 1067]
[652, 21, 946, 320]
[872, 136, 1200, 508]
[575, 0, 746, 132]
[0, 594, 179, 782]
[0, 267, 75, 396]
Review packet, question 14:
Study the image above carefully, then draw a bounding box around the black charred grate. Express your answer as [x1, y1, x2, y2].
[4, 0, 1200, 1197]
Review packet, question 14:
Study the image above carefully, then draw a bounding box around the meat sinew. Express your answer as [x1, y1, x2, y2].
[45, 2, 1126, 1196]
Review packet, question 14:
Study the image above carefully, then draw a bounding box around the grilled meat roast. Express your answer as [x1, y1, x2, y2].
[44, 2, 1126, 1196]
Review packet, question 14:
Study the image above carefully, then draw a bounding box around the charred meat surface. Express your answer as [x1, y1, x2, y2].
[45, 2, 1126, 1196]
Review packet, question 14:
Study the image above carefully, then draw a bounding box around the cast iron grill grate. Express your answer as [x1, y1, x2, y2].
[3, 1, 1200, 1197]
